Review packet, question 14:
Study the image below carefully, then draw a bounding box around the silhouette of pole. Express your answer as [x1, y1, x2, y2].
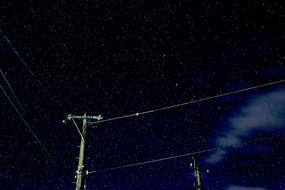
[191, 157, 203, 190]
[63, 113, 102, 190]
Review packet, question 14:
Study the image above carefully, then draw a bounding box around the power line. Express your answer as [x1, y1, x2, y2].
[0, 68, 26, 113]
[87, 137, 212, 174]
[88, 148, 217, 174]
[0, 29, 63, 124]
[0, 29, 54, 101]
[0, 84, 73, 183]
[89, 79, 285, 125]
[0, 83, 52, 158]
[88, 147, 208, 174]
[1, 29, 74, 183]
[87, 136, 277, 174]
[1, 33, 45, 88]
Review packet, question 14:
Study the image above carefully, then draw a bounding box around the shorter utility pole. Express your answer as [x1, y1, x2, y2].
[190, 157, 203, 190]
[63, 113, 103, 190]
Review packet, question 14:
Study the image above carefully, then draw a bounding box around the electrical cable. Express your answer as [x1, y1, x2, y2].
[0, 84, 73, 184]
[1, 29, 75, 183]
[0, 30, 55, 102]
[89, 79, 285, 125]
[0, 68, 26, 113]
[88, 148, 217, 174]
[1, 34, 46, 89]
[89, 136, 212, 173]
[0, 84, 52, 158]
[87, 135, 277, 174]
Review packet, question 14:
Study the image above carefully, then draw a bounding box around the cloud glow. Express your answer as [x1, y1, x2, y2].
[226, 185, 267, 190]
[207, 89, 285, 164]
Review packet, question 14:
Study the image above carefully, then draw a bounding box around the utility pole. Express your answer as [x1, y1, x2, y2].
[190, 157, 203, 190]
[63, 113, 103, 190]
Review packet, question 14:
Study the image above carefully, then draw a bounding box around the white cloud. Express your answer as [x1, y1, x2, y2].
[207, 89, 285, 164]
[226, 185, 267, 190]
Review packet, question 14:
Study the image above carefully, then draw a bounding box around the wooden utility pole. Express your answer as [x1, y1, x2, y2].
[191, 157, 203, 190]
[75, 113, 88, 190]
[63, 113, 103, 190]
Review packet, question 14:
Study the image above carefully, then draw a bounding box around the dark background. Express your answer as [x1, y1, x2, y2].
[1, 0, 285, 189]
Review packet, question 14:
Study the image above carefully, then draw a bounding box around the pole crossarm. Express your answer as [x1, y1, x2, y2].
[64, 114, 103, 122]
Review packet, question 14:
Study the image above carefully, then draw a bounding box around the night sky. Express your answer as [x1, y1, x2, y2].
[1, 0, 285, 189]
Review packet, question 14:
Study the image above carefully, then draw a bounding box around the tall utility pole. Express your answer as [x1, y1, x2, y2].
[64, 113, 103, 190]
[190, 157, 203, 190]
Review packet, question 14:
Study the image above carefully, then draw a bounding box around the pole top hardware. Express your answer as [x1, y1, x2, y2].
[62, 114, 103, 124]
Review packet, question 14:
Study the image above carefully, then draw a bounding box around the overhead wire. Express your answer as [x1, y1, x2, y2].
[88, 136, 213, 174]
[89, 79, 285, 125]
[1, 32, 46, 89]
[87, 135, 278, 175]
[0, 83, 73, 184]
[86, 79, 285, 173]
[2, 28, 285, 184]
[1, 29, 76, 183]
[0, 84, 53, 160]
[88, 148, 217, 174]
[0, 68, 26, 113]
[0, 29, 57, 107]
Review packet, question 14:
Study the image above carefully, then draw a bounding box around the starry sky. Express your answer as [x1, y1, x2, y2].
[1, 0, 285, 189]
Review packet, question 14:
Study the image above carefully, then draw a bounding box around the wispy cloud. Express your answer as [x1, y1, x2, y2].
[226, 185, 267, 190]
[207, 88, 285, 164]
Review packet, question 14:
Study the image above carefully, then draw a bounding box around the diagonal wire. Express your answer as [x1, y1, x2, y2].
[87, 135, 277, 175]
[89, 79, 285, 125]
[71, 118, 85, 141]
[0, 84, 73, 183]
[1, 34, 46, 89]
[1, 31, 53, 100]
[0, 68, 26, 113]
[89, 148, 217, 174]
[0, 84, 53, 159]
[88, 136, 212, 174]
[1, 30, 73, 183]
